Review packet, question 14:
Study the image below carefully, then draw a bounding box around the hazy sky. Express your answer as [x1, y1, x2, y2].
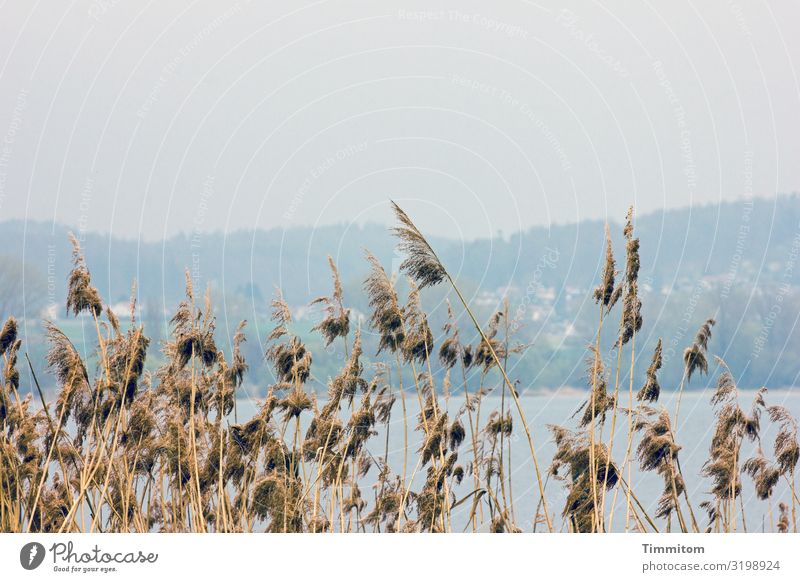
[0, 0, 798, 241]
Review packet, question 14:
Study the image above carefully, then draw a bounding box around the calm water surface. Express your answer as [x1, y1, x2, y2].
[235, 390, 800, 532]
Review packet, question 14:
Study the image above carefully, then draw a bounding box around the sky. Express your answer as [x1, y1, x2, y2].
[0, 0, 799, 241]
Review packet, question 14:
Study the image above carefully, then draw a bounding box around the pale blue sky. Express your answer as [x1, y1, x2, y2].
[0, 0, 798, 240]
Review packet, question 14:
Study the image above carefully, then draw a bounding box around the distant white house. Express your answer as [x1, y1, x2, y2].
[109, 302, 135, 319]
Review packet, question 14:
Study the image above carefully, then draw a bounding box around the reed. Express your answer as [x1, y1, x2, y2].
[1, 211, 797, 534]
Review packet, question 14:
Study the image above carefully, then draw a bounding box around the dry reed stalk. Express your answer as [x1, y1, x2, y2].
[441, 302, 482, 530]
[588, 224, 621, 532]
[595, 210, 639, 530]
[674, 318, 716, 429]
[589, 317, 605, 532]
[390, 201, 554, 532]
[7, 213, 800, 534]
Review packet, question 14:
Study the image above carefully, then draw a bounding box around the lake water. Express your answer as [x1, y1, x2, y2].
[236, 389, 800, 532]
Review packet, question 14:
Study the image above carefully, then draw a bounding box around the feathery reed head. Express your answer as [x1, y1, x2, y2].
[474, 312, 507, 372]
[5, 207, 800, 535]
[636, 408, 680, 473]
[438, 302, 463, 369]
[390, 201, 446, 289]
[330, 327, 368, 405]
[623, 206, 634, 239]
[637, 339, 662, 402]
[277, 389, 313, 421]
[0, 317, 18, 355]
[695, 318, 715, 350]
[224, 320, 249, 391]
[684, 319, 714, 381]
[743, 454, 781, 500]
[593, 226, 617, 309]
[578, 346, 613, 427]
[617, 281, 642, 347]
[44, 321, 89, 425]
[364, 251, 405, 354]
[267, 336, 312, 385]
[268, 289, 292, 341]
[683, 344, 708, 382]
[66, 233, 103, 317]
[768, 405, 799, 475]
[625, 238, 640, 286]
[778, 502, 790, 533]
[401, 280, 434, 364]
[548, 425, 619, 531]
[623, 207, 640, 280]
[1, 337, 22, 396]
[311, 256, 350, 347]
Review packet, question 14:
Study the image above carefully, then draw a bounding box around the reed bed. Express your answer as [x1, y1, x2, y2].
[1, 204, 797, 533]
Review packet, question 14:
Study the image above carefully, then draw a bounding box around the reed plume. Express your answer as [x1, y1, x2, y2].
[696, 364, 763, 531]
[401, 281, 433, 364]
[390, 201, 446, 288]
[364, 251, 405, 354]
[593, 226, 619, 310]
[577, 347, 614, 427]
[0, 317, 17, 355]
[311, 256, 350, 347]
[3, 215, 799, 535]
[65, 234, 103, 317]
[778, 502, 790, 533]
[674, 317, 716, 429]
[684, 319, 715, 381]
[637, 339, 662, 403]
[390, 201, 553, 532]
[549, 425, 619, 532]
[634, 408, 685, 527]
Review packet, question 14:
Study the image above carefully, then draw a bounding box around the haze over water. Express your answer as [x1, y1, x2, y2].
[232, 391, 800, 532]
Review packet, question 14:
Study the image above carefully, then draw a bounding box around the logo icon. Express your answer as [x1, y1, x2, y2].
[20, 542, 46, 570]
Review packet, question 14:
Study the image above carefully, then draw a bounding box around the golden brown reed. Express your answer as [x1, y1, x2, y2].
[0, 204, 797, 534]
